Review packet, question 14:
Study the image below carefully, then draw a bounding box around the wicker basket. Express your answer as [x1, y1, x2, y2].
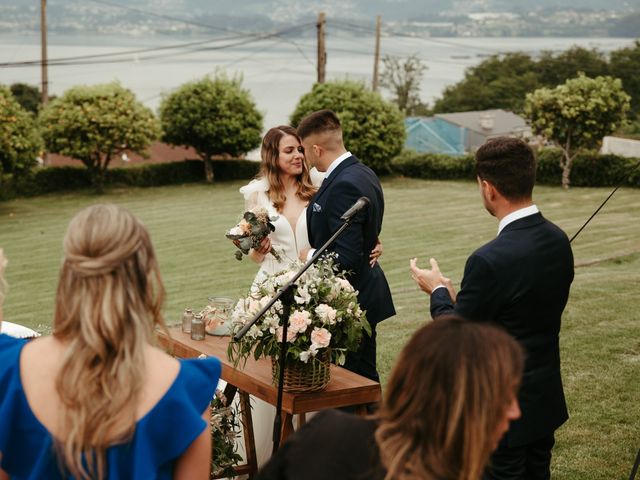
[271, 350, 331, 393]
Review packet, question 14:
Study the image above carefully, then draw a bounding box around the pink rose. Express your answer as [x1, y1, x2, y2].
[276, 326, 297, 343]
[311, 327, 331, 349]
[289, 310, 312, 334]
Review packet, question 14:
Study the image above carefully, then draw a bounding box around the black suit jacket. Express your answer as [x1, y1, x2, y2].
[307, 155, 395, 326]
[431, 212, 574, 447]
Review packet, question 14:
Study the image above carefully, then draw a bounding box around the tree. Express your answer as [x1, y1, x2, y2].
[10, 83, 41, 115]
[380, 54, 427, 115]
[290, 80, 405, 173]
[536, 47, 609, 88]
[39, 83, 160, 193]
[610, 41, 640, 118]
[0, 86, 42, 176]
[432, 53, 541, 114]
[524, 74, 630, 189]
[159, 74, 263, 183]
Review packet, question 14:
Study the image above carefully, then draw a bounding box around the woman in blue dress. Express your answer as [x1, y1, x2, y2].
[0, 205, 220, 480]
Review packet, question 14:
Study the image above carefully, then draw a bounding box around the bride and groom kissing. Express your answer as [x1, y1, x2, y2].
[240, 109, 395, 383]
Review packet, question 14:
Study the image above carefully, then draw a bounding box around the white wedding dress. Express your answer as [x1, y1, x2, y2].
[236, 171, 323, 468]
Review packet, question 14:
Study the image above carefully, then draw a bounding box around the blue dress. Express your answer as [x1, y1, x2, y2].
[0, 334, 221, 479]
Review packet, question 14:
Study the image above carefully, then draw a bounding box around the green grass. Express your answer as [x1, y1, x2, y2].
[1, 178, 639, 479]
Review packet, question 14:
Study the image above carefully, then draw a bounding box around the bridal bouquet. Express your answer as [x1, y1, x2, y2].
[227, 254, 371, 368]
[225, 207, 281, 261]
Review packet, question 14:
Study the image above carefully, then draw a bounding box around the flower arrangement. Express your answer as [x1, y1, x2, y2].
[226, 207, 281, 261]
[210, 389, 243, 479]
[227, 254, 371, 368]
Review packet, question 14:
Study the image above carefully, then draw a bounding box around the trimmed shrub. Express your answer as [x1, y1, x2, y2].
[392, 148, 640, 188]
[391, 150, 475, 180]
[290, 80, 405, 174]
[0, 159, 260, 201]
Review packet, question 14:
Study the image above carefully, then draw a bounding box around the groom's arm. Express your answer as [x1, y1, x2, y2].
[324, 180, 367, 274]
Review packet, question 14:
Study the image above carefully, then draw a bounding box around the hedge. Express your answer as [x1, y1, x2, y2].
[0, 159, 260, 201]
[391, 148, 640, 188]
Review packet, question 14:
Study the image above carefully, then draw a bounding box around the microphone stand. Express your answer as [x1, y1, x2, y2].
[233, 211, 361, 454]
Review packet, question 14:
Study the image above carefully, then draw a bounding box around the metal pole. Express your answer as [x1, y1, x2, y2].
[40, 0, 48, 107]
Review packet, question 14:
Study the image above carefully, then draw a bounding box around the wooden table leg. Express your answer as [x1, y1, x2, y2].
[239, 391, 258, 477]
[297, 412, 306, 429]
[354, 404, 368, 416]
[279, 413, 295, 445]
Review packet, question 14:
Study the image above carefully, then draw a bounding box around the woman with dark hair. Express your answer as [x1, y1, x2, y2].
[256, 316, 524, 480]
[240, 125, 382, 286]
[0, 205, 219, 480]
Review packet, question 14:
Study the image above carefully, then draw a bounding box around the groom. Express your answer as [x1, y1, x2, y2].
[297, 109, 395, 383]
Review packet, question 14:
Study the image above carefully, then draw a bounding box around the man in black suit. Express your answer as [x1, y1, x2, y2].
[410, 137, 574, 480]
[297, 109, 395, 383]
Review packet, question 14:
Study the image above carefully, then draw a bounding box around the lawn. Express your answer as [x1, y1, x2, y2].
[0, 178, 638, 479]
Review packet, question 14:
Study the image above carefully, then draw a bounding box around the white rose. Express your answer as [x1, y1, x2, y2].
[311, 327, 331, 349]
[336, 277, 354, 293]
[289, 310, 312, 334]
[315, 304, 337, 325]
[299, 348, 317, 363]
[294, 284, 311, 304]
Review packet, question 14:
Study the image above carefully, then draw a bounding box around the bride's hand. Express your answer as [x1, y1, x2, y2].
[369, 240, 383, 267]
[256, 236, 272, 255]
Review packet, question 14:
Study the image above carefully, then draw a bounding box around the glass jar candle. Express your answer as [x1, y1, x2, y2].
[190, 313, 205, 341]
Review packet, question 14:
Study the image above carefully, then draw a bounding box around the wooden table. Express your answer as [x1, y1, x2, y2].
[157, 326, 382, 476]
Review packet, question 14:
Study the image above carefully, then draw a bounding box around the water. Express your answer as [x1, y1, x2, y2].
[0, 33, 634, 131]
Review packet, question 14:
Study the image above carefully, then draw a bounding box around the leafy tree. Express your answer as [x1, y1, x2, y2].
[432, 53, 540, 114]
[380, 54, 427, 115]
[536, 47, 609, 87]
[39, 83, 160, 192]
[159, 74, 263, 183]
[610, 41, 640, 118]
[290, 80, 405, 173]
[10, 83, 41, 115]
[524, 74, 630, 189]
[0, 85, 42, 176]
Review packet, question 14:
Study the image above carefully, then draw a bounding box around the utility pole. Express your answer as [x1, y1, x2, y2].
[372, 15, 381, 92]
[316, 11, 326, 83]
[40, 0, 49, 107]
[40, 0, 49, 166]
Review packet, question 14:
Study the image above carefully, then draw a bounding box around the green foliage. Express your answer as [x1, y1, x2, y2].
[159, 74, 263, 183]
[432, 53, 540, 114]
[0, 159, 259, 201]
[0, 86, 42, 176]
[432, 46, 637, 118]
[9, 83, 41, 115]
[290, 80, 405, 173]
[391, 148, 640, 189]
[38, 82, 160, 192]
[391, 150, 475, 180]
[610, 41, 640, 118]
[380, 54, 428, 115]
[524, 74, 631, 188]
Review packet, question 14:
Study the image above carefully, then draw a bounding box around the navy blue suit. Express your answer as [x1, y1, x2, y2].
[307, 155, 395, 381]
[431, 212, 574, 479]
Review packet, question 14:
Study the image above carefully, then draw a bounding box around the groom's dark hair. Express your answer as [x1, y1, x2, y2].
[296, 109, 342, 139]
[475, 137, 536, 202]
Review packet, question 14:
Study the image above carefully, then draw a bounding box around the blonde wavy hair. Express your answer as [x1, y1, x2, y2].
[53, 204, 167, 480]
[259, 125, 316, 212]
[375, 316, 524, 480]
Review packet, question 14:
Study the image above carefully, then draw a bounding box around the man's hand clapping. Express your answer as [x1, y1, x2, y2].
[409, 257, 457, 302]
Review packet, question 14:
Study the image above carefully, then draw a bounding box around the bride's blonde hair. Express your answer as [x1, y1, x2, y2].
[53, 204, 167, 480]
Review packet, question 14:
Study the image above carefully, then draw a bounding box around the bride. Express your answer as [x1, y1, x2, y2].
[237, 125, 382, 466]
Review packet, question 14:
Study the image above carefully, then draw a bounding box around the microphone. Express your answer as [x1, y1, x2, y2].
[340, 196, 370, 221]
